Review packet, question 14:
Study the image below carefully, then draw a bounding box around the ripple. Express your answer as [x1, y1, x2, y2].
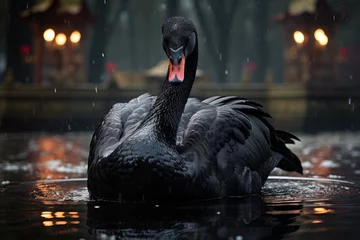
[1, 176, 359, 203]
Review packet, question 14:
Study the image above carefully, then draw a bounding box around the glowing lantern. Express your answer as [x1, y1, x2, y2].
[70, 31, 81, 43]
[293, 31, 305, 44]
[55, 33, 67, 46]
[43, 28, 55, 42]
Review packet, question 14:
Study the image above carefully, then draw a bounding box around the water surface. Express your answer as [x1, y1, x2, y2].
[0, 132, 360, 239]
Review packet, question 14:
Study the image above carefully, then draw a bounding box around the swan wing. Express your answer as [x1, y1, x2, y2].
[88, 93, 156, 166]
[177, 96, 302, 193]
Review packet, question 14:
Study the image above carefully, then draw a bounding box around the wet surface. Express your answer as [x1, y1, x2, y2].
[0, 132, 360, 239]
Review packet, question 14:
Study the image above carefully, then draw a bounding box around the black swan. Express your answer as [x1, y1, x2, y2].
[87, 16, 303, 202]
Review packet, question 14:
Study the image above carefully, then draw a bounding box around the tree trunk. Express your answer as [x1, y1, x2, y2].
[252, 1, 269, 83]
[87, 1, 110, 83]
[4, 0, 35, 83]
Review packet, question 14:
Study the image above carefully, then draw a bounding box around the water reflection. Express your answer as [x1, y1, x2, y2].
[86, 197, 301, 239]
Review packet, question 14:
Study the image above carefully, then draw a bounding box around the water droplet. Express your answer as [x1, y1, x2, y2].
[348, 97, 352, 105]
[68, 124, 71, 131]
[350, 75, 353, 80]
[101, 53, 105, 57]
[103, 0, 107, 4]
[94, 205, 100, 209]
[95, 86, 98, 93]
[235, 236, 243, 240]
[92, 60, 95, 64]
[155, 204, 159, 207]
[225, 70, 228, 75]
[246, 57, 250, 62]
[54, 88, 57, 93]
[216, 211, 220, 215]
[219, 53, 222, 61]
[92, 102, 95, 107]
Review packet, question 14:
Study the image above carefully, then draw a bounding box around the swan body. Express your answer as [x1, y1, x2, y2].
[87, 17, 302, 202]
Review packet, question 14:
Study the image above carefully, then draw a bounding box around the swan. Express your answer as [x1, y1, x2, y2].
[87, 16, 302, 202]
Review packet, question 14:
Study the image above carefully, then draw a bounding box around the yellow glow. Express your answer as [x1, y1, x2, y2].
[55, 33, 67, 45]
[293, 31, 305, 44]
[314, 207, 332, 214]
[70, 215, 79, 218]
[312, 220, 323, 224]
[54, 211, 65, 218]
[314, 28, 328, 46]
[70, 31, 81, 43]
[69, 212, 78, 215]
[318, 35, 328, 46]
[70, 221, 80, 225]
[314, 29, 325, 40]
[41, 213, 53, 219]
[43, 29, 55, 42]
[55, 221, 67, 225]
[43, 221, 54, 227]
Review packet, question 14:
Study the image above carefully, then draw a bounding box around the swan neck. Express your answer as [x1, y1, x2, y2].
[143, 47, 198, 145]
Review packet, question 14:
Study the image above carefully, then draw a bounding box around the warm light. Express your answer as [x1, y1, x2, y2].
[70, 221, 80, 225]
[318, 35, 328, 46]
[312, 220, 323, 224]
[70, 215, 79, 218]
[293, 31, 305, 44]
[55, 33, 67, 45]
[70, 31, 81, 43]
[43, 29, 55, 42]
[69, 212, 78, 215]
[314, 28, 325, 40]
[314, 207, 332, 214]
[43, 221, 54, 227]
[314, 28, 328, 46]
[54, 211, 65, 218]
[55, 221, 67, 225]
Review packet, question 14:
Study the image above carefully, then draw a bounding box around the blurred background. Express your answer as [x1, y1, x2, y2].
[0, 0, 359, 132]
[0, 2, 360, 238]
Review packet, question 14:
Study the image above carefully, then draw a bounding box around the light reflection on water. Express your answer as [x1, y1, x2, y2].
[0, 132, 360, 239]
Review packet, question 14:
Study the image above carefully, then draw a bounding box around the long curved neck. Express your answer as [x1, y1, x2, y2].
[140, 44, 198, 146]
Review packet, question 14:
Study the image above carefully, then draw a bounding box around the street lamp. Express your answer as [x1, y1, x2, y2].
[70, 31, 81, 43]
[43, 28, 55, 42]
[55, 33, 67, 46]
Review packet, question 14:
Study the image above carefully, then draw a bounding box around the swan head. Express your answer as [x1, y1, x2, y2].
[162, 16, 197, 85]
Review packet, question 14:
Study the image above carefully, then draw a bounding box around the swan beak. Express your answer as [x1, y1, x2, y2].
[168, 49, 185, 84]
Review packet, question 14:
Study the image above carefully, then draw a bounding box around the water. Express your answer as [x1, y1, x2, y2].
[0, 132, 360, 239]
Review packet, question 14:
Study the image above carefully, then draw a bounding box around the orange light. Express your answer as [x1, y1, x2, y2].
[55, 33, 67, 46]
[70, 31, 81, 43]
[43, 29, 55, 42]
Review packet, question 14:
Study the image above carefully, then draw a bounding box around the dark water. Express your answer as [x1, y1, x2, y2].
[0, 132, 360, 239]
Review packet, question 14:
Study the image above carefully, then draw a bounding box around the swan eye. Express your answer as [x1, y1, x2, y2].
[185, 32, 196, 57]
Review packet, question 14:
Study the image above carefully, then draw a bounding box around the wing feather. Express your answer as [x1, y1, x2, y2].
[88, 93, 156, 166]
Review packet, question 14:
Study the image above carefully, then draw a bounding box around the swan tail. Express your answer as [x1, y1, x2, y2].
[272, 130, 303, 174]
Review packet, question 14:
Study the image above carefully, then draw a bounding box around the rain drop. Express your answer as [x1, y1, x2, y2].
[92, 60, 95, 64]
[219, 53, 222, 61]
[348, 97, 352, 105]
[101, 53, 105, 57]
[155, 204, 159, 207]
[246, 57, 250, 62]
[235, 236, 244, 240]
[54, 88, 57, 93]
[95, 86, 98, 93]
[103, 0, 107, 4]
[216, 211, 220, 215]
[94, 205, 100, 209]
[92, 102, 95, 107]
[225, 70, 228, 75]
